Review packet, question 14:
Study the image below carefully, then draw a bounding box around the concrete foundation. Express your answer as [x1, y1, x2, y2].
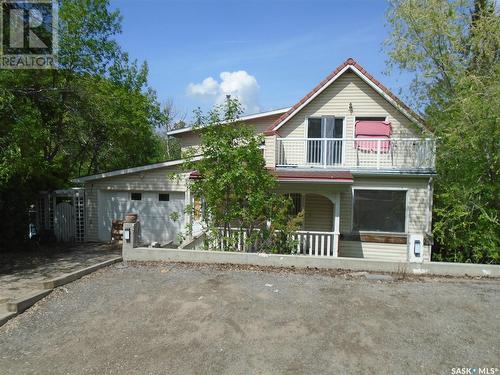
[123, 247, 500, 278]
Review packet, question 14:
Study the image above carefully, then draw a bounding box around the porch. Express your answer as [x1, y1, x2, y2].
[211, 190, 344, 257]
[183, 172, 426, 262]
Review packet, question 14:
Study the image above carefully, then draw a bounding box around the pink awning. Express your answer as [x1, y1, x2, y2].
[355, 120, 391, 137]
[355, 121, 392, 152]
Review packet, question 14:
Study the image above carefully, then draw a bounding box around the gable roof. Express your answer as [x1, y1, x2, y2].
[167, 107, 291, 137]
[264, 58, 427, 136]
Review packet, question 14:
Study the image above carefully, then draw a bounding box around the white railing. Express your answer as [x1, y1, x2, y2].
[293, 231, 338, 257]
[276, 138, 436, 170]
[214, 228, 338, 257]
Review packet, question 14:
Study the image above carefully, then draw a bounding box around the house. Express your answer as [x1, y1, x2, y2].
[70, 58, 436, 262]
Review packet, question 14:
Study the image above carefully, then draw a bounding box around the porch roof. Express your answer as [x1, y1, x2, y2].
[269, 169, 353, 183]
[189, 169, 353, 183]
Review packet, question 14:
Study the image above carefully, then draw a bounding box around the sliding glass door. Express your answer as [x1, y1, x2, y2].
[307, 118, 323, 164]
[307, 117, 343, 165]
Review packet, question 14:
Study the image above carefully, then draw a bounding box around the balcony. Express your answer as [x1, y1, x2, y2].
[275, 138, 436, 171]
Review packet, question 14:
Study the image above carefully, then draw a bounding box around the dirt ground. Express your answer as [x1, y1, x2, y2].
[0, 262, 498, 375]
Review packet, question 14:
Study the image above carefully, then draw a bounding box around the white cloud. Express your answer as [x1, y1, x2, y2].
[186, 77, 219, 96]
[186, 70, 260, 114]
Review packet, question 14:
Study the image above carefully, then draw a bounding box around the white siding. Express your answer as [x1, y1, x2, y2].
[264, 135, 276, 168]
[246, 114, 282, 135]
[267, 71, 427, 169]
[304, 194, 333, 232]
[178, 113, 282, 154]
[84, 166, 189, 242]
[339, 241, 431, 262]
[338, 176, 431, 261]
[339, 241, 408, 262]
[275, 176, 431, 261]
[178, 133, 201, 154]
[276, 71, 420, 139]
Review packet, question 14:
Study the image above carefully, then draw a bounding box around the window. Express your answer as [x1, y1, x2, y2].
[159, 193, 170, 202]
[353, 190, 406, 232]
[307, 117, 344, 164]
[131, 192, 142, 201]
[307, 117, 343, 139]
[355, 117, 386, 122]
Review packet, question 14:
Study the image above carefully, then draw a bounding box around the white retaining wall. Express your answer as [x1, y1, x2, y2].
[123, 247, 499, 278]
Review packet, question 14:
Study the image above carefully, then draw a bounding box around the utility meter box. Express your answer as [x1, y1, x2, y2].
[408, 233, 424, 263]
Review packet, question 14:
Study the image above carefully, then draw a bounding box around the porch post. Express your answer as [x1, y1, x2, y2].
[333, 194, 340, 257]
[324, 192, 340, 257]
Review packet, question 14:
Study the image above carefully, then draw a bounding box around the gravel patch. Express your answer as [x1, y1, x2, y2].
[0, 262, 498, 374]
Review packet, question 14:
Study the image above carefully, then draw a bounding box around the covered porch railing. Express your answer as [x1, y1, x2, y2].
[276, 138, 436, 170]
[214, 228, 338, 257]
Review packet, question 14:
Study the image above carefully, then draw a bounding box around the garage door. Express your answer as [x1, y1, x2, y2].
[98, 190, 185, 244]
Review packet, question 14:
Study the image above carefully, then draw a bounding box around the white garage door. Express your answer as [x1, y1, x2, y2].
[98, 190, 185, 244]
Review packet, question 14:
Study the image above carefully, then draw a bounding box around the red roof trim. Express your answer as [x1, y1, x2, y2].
[276, 176, 353, 182]
[269, 169, 353, 182]
[189, 171, 201, 179]
[190, 169, 353, 182]
[264, 58, 427, 136]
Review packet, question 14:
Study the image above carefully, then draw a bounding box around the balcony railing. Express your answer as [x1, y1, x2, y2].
[276, 138, 435, 170]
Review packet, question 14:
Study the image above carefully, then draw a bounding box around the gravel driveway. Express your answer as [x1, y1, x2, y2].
[0, 263, 498, 375]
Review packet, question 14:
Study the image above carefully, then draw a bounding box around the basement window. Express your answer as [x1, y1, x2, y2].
[131, 192, 142, 201]
[353, 190, 406, 233]
[159, 193, 170, 202]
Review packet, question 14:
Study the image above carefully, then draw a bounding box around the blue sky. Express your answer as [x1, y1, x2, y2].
[110, 0, 412, 120]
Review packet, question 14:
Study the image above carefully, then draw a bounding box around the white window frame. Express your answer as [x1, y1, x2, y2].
[305, 116, 346, 165]
[350, 187, 409, 234]
[305, 116, 346, 138]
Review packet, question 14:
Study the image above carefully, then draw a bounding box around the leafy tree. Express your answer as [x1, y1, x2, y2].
[0, 0, 169, 249]
[385, 0, 499, 263]
[183, 98, 303, 253]
[157, 99, 183, 161]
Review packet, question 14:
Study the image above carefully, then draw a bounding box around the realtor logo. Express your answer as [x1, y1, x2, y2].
[0, 0, 58, 69]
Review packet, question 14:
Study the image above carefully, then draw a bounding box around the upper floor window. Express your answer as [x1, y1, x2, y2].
[307, 117, 344, 165]
[307, 117, 343, 138]
[353, 189, 406, 233]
